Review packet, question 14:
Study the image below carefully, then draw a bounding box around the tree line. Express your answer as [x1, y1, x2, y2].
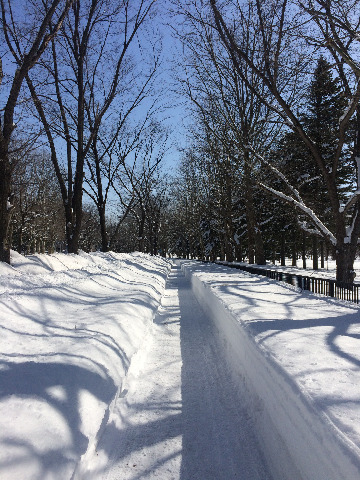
[2, 0, 360, 283]
[1, 0, 163, 259]
[168, 0, 360, 283]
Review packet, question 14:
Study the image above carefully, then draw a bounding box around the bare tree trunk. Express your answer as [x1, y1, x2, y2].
[224, 159, 234, 262]
[0, 0, 74, 263]
[280, 234, 286, 266]
[138, 210, 146, 252]
[98, 205, 109, 252]
[209, 0, 360, 284]
[320, 240, 325, 269]
[244, 159, 265, 265]
[302, 232, 307, 269]
[312, 236, 318, 270]
[336, 244, 356, 283]
[292, 231, 297, 267]
[235, 238, 242, 262]
[0, 147, 12, 263]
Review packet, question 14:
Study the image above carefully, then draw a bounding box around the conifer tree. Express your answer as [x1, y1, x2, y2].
[270, 57, 353, 266]
[306, 56, 353, 204]
[210, 0, 360, 282]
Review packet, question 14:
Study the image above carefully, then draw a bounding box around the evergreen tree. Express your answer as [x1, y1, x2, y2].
[269, 57, 354, 265]
[306, 56, 353, 203]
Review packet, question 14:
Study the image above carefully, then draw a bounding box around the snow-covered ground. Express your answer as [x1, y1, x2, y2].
[79, 262, 271, 480]
[0, 251, 171, 480]
[182, 260, 360, 480]
[224, 257, 360, 280]
[1, 251, 360, 479]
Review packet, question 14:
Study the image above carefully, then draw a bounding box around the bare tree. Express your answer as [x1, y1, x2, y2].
[210, 0, 360, 282]
[11, 150, 65, 254]
[110, 122, 168, 252]
[0, 0, 74, 263]
[84, 96, 159, 252]
[176, 2, 275, 263]
[26, 0, 157, 254]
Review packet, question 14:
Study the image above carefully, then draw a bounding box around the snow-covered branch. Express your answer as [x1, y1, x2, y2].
[258, 182, 337, 245]
[297, 219, 321, 237]
[246, 145, 303, 203]
[339, 83, 360, 128]
[339, 189, 360, 214]
[344, 210, 359, 244]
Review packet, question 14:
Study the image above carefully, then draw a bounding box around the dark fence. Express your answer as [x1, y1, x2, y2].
[215, 262, 360, 304]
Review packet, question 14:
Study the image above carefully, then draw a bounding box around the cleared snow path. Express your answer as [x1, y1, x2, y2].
[83, 262, 272, 480]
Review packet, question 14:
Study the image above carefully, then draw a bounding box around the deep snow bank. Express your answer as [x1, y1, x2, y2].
[0, 251, 171, 480]
[182, 261, 360, 480]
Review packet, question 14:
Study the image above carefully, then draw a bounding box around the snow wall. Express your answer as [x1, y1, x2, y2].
[182, 263, 360, 480]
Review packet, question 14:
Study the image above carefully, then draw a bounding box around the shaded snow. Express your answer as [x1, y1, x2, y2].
[78, 263, 271, 480]
[182, 261, 360, 479]
[0, 251, 170, 480]
[1, 252, 360, 479]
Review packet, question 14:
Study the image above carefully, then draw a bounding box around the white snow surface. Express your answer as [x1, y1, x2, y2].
[0, 251, 171, 480]
[1, 252, 360, 479]
[182, 260, 360, 480]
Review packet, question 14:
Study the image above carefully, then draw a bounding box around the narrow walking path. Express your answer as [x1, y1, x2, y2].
[95, 262, 272, 479]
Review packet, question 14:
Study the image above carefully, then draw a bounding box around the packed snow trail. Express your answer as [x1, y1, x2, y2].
[84, 262, 272, 479]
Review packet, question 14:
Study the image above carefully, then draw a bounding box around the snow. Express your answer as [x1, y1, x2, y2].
[339, 97, 356, 124]
[0, 251, 171, 480]
[80, 263, 271, 480]
[1, 251, 360, 479]
[182, 260, 360, 480]
[258, 183, 337, 245]
[339, 188, 360, 214]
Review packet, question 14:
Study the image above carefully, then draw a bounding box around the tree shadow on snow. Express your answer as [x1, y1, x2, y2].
[247, 308, 360, 368]
[176, 265, 272, 480]
[95, 400, 182, 479]
[206, 270, 360, 370]
[0, 360, 117, 478]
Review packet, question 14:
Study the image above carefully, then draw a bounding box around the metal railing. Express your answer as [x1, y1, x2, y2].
[215, 262, 360, 304]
